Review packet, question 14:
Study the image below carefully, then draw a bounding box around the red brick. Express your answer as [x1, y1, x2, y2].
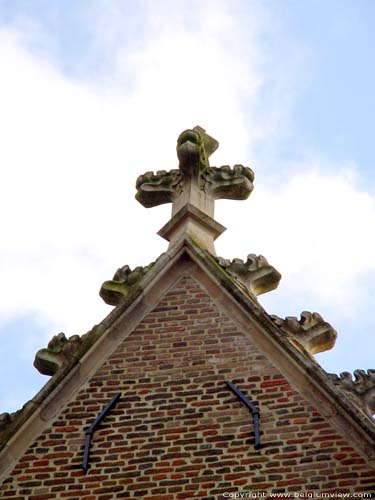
[1, 276, 375, 498]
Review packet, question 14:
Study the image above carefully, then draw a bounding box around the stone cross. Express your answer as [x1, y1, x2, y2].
[135, 126, 254, 254]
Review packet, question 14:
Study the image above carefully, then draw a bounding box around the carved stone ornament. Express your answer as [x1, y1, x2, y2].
[327, 369, 375, 417]
[135, 169, 182, 208]
[205, 165, 254, 201]
[135, 126, 254, 253]
[0, 410, 16, 433]
[216, 254, 281, 296]
[33, 332, 83, 376]
[0, 400, 36, 436]
[136, 126, 254, 213]
[270, 311, 337, 356]
[100, 262, 155, 306]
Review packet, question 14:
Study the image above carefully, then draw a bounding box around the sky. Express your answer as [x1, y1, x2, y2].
[0, 0, 374, 414]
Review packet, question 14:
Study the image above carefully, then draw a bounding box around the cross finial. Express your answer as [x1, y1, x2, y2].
[135, 126, 254, 254]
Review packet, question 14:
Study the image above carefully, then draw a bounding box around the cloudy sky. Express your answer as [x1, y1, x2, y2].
[0, 0, 374, 413]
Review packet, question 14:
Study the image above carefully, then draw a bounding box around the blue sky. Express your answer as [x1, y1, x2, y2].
[0, 0, 374, 413]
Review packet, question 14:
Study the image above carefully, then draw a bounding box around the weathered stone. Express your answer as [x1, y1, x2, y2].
[34, 332, 83, 376]
[328, 370, 375, 417]
[177, 125, 218, 174]
[100, 262, 155, 306]
[205, 164, 254, 201]
[0, 412, 11, 432]
[270, 311, 337, 356]
[158, 204, 226, 255]
[135, 169, 182, 208]
[216, 254, 281, 296]
[135, 126, 254, 253]
[0, 401, 37, 435]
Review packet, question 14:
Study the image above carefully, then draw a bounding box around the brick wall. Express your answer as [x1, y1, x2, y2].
[1, 275, 375, 499]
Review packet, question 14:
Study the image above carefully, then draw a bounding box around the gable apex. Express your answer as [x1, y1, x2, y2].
[2, 126, 375, 495]
[1, 237, 375, 482]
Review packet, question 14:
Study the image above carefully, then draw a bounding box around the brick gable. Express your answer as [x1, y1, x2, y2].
[1, 275, 375, 498]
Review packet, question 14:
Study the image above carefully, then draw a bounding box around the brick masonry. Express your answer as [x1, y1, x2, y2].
[1, 275, 375, 499]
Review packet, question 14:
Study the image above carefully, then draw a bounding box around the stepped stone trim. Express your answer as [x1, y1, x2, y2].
[270, 311, 337, 357]
[328, 369, 375, 417]
[215, 253, 281, 296]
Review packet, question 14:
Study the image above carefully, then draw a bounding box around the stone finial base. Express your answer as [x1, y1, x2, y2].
[158, 204, 226, 255]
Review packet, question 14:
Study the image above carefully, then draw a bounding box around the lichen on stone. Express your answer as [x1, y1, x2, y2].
[135, 126, 254, 211]
[270, 311, 337, 357]
[176, 126, 213, 178]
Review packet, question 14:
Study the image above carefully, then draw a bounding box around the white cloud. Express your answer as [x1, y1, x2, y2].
[217, 166, 375, 318]
[0, 2, 374, 413]
[0, 3, 268, 340]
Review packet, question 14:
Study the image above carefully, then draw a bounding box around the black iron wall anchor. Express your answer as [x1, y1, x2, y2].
[225, 381, 261, 449]
[82, 392, 121, 472]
